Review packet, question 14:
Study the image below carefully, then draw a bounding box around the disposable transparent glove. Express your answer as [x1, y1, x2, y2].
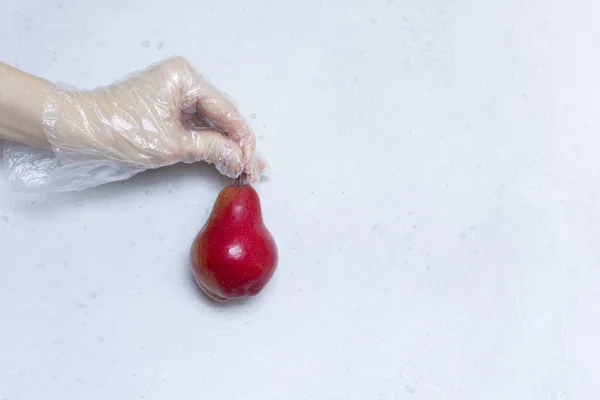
[4, 56, 264, 191]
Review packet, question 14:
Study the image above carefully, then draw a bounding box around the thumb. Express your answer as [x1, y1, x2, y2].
[181, 130, 244, 178]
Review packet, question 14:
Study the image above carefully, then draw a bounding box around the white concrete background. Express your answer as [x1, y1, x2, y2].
[1, 0, 599, 399]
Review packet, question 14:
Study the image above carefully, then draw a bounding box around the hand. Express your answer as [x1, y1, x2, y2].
[46, 56, 264, 184]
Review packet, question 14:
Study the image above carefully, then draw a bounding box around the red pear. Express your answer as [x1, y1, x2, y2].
[190, 184, 278, 302]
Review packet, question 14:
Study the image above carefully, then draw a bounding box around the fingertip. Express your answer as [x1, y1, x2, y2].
[214, 143, 244, 179]
[255, 153, 270, 175]
[215, 158, 243, 179]
[185, 130, 244, 179]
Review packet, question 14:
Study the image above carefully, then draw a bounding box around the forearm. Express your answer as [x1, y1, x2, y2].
[0, 62, 53, 148]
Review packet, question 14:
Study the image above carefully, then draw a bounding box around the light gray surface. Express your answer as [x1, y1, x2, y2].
[1, 1, 599, 399]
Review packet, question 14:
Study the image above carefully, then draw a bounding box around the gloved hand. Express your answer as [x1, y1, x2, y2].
[4, 56, 265, 191]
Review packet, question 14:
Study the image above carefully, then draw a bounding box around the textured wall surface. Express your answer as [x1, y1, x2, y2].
[1, 1, 598, 399]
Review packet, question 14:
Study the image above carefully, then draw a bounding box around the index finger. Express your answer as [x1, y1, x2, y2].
[193, 79, 253, 144]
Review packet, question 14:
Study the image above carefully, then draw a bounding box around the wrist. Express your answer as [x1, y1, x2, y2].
[46, 88, 152, 166]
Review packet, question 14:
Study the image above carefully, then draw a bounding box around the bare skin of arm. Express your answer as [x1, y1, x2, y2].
[0, 62, 52, 148]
